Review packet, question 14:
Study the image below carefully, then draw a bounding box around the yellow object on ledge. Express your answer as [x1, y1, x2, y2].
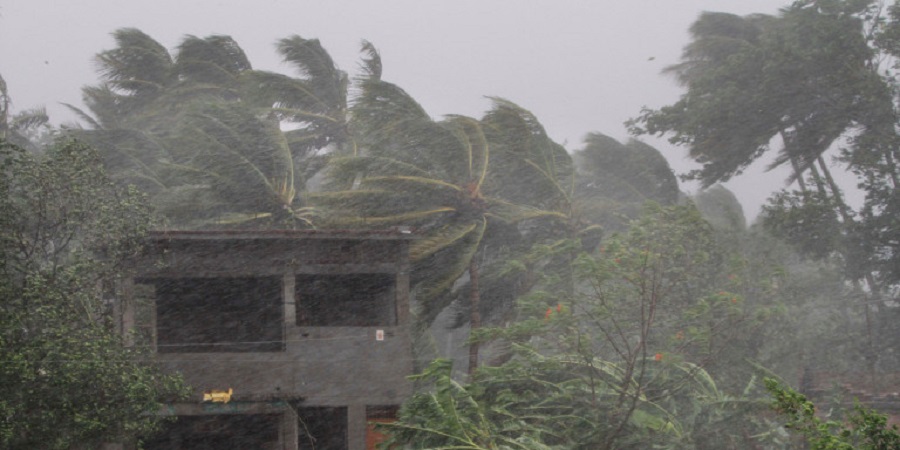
[203, 388, 233, 403]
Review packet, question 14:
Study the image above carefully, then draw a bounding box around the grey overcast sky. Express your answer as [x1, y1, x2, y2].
[1, 0, 796, 220]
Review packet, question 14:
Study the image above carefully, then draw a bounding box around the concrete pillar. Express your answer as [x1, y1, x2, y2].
[347, 404, 366, 450]
[396, 241, 411, 325]
[281, 407, 299, 450]
[283, 272, 296, 327]
[396, 271, 410, 326]
[121, 277, 135, 346]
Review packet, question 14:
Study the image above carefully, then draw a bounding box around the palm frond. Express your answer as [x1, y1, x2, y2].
[415, 219, 487, 303]
[322, 207, 456, 228]
[175, 34, 252, 85]
[323, 155, 434, 190]
[411, 221, 480, 262]
[10, 107, 48, 132]
[277, 35, 347, 111]
[61, 103, 101, 129]
[361, 175, 462, 193]
[444, 115, 489, 187]
[238, 71, 333, 116]
[95, 28, 175, 96]
[358, 40, 382, 81]
[485, 198, 567, 224]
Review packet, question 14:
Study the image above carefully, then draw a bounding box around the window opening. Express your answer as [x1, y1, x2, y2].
[296, 274, 395, 327]
[151, 277, 283, 352]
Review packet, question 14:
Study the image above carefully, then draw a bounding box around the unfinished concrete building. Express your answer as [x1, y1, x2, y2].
[120, 230, 414, 450]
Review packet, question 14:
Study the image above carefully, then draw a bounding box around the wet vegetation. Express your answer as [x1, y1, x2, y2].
[2, 0, 900, 448]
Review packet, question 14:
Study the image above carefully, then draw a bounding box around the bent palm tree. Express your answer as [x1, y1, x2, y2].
[66, 29, 342, 228]
[0, 74, 49, 149]
[316, 51, 569, 371]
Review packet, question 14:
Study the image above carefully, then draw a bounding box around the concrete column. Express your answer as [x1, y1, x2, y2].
[396, 241, 411, 325]
[281, 407, 299, 450]
[283, 272, 296, 327]
[395, 271, 410, 326]
[121, 277, 135, 346]
[347, 404, 366, 450]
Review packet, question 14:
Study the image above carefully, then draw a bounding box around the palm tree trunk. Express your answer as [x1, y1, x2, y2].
[815, 156, 880, 391]
[817, 157, 852, 222]
[468, 259, 482, 375]
[779, 131, 809, 193]
[0, 78, 8, 140]
[807, 161, 828, 197]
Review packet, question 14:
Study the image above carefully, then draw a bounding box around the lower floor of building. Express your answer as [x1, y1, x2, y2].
[143, 402, 398, 450]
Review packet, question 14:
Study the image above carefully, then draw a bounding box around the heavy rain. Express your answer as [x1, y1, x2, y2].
[1, 1, 898, 449]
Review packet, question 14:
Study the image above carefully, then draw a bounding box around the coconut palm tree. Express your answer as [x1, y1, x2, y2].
[0, 74, 50, 150]
[315, 50, 574, 371]
[240, 36, 356, 163]
[66, 29, 352, 228]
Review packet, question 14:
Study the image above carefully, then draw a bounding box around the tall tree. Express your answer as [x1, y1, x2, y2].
[385, 204, 779, 450]
[240, 36, 357, 161]
[317, 53, 569, 372]
[630, 0, 900, 386]
[67, 29, 343, 228]
[0, 139, 186, 449]
[630, 4, 892, 188]
[573, 133, 679, 233]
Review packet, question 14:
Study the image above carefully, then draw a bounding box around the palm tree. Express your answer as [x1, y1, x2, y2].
[573, 133, 678, 233]
[65, 29, 347, 228]
[0, 74, 50, 149]
[241, 36, 355, 154]
[65, 29, 249, 192]
[316, 52, 569, 372]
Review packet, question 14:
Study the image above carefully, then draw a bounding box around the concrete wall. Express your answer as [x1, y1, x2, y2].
[126, 232, 414, 450]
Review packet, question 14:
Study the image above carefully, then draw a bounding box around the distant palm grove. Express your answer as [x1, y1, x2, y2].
[2, 0, 900, 449]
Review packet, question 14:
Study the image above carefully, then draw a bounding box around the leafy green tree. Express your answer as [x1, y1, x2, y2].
[631, 4, 892, 189]
[766, 378, 900, 449]
[384, 204, 780, 449]
[573, 133, 679, 233]
[631, 0, 900, 389]
[692, 186, 871, 393]
[0, 139, 186, 449]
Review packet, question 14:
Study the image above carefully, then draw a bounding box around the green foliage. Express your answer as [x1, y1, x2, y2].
[631, 2, 893, 186]
[387, 205, 780, 450]
[631, 0, 900, 389]
[766, 378, 900, 449]
[693, 185, 747, 232]
[575, 134, 678, 205]
[68, 28, 359, 229]
[0, 139, 187, 449]
[319, 74, 570, 325]
[0, 74, 51, 150]
[381, 359, 559, 450]
[762, 189, 843, 260]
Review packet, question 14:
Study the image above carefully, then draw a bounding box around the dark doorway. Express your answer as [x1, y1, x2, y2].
[297, 406, 348, 450]
[143, 414, 281, 450]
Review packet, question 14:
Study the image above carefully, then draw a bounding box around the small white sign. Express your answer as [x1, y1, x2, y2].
[375, 329, 385, 341]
